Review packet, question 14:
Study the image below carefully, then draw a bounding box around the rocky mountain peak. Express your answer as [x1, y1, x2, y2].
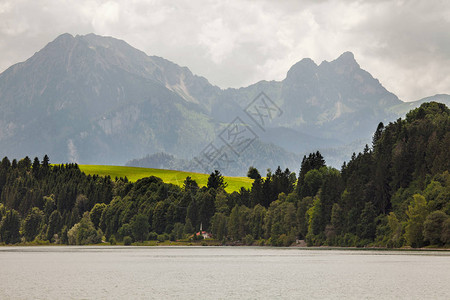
[335, 51, 357, 64]
[285, 57, 318, 84]
[0, 33, 436, 171]
[329, 51, 360, 74]
[53, 32, 75, 43]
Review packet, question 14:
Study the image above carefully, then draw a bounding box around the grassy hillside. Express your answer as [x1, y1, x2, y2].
[79, 165, 253, 192]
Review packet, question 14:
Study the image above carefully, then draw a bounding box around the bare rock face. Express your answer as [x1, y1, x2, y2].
[213, 50, 404, 160]
[0, 33, 448, 171]
[0, 33, 217, 164]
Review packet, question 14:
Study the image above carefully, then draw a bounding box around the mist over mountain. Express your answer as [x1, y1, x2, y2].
[0, 33, 448, 175]
[126, 139, 302, 176]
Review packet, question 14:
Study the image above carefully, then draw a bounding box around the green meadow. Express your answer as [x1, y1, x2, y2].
[79, 165, 253, 192]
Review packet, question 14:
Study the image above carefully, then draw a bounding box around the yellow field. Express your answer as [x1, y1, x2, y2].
[79, 165, 253, 192]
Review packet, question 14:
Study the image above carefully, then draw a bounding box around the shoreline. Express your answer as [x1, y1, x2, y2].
[1, 241, 449, 252]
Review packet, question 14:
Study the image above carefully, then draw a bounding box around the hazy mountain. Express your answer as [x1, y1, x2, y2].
[213, 52, 402, 145]
[0, 33, 447, 174]
[0, 33, 218, 164]
[126, 139, 302, 176]
[388, 94, 450, 116]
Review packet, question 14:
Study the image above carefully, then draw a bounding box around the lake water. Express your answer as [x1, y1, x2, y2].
[0, 246, 449, 299]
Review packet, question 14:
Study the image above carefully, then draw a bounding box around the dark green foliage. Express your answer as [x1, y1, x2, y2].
[272, 166, 296, 197]
[42, 155, 50, 169]
[171, 223, 185, 240]
[357, 202, 377, 240]
[301, 169, 323, 199]
[372, 122, 384, 149]
[198, 190, 215, 229]
[330, 203, 344, 236]
[228, 205, 248, 241]
[0, 103, 447, 247]
[1, 157, 11, 169]
[148, 232, 158, 240]
[320, 168, 343, 227]
[67, 212, 102, 245]
[248, 204, 265, 239]
[441, 218, 450, 245]
[207, 170, 228, 190]
[0, 157, 113, 244]
[244, 234, 254, 245]
[297, 151, 325, 191]
[211, 212, 227, 240]
[183, 176, 199, 193]
[131, 214, 150, 242]
[157, 233, 169, 242]
[307, 195, 323, 236]
[109, 235, 117, 245]
[250, 178, 264, 207]
[297, 196, 313, 239]
[23, 207, 44, 242]
[0, 209, 21, 244]
[249, 167, 295, 208]
[423, 211, 448, 245]
[123, 236, 132, 245]
[264, 200, 296, 243]
[18, 156, 31, 171]
[60, 226, 69, 244]
[247, 166, 261, 180]
[90, 203, 107, 228]
[152, 201, 168, 234]
[186, 199, 200, 231]
[118, 224, 133, 240]
[184, 219, 194, 234]
[47, 210, 62, 241]
[32, 157, 40, 178]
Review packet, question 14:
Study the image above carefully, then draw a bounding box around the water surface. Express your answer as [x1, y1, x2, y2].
[0, 246, 448, 299]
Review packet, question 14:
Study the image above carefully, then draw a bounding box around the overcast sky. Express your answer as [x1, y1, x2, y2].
[0, 0, 449, 101]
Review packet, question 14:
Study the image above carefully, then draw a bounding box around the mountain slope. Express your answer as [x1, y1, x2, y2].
[0, 33, 447, 173]
[0, 33, 217, 163]
[214, 52, 402, 145]
[126, 139, 302, 177]
[388, 94, 450, 116]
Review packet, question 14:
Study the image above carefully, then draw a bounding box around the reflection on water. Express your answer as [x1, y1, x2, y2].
[0, 246, 449, 299]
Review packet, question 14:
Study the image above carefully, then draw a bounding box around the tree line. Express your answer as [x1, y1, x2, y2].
[0, 102, 448, 247]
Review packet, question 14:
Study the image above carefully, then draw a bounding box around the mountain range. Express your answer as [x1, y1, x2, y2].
[0, 33, 448, 175]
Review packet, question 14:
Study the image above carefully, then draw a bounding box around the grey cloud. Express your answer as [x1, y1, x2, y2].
[0, 0, 448, 101]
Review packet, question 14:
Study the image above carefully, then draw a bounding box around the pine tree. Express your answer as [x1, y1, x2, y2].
[0, 209, 21, 244]
[42, 154, 50, 168]
[23, 207, 44, 241]
[207, 170, 228, 190]
[297, 151, 326, 197]
[32, 157, 40, 178]
[372, 122, 384, 149]
[247, 166, 261, 180]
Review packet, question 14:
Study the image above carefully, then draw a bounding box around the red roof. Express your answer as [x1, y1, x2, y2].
[196, 231, 208, 236]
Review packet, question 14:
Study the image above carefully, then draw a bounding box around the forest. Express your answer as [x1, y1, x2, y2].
[0, 102, 448, 248]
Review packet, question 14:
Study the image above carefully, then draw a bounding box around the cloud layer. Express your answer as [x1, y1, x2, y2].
[0, 0, 449, 101]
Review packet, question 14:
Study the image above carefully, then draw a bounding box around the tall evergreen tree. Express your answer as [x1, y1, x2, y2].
[23, 207, 44, 242]
[372, 122, 384, 149]
[207, 170, 228, 190]
[32, 157, 40, 178]
[42, 155, 50, 169]
[297, 151, 325, 197]
[0, 209, 21, 244]
[247, 166, 261, 180]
